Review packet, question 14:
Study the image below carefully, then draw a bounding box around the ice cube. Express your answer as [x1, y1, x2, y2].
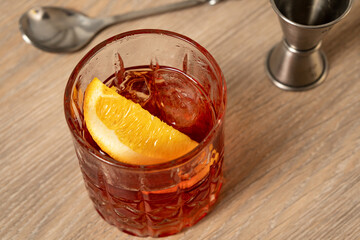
[147, 69, 214, 142]
[118, 70, 151, 104]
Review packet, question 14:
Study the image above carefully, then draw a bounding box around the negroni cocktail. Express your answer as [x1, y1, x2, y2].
[64, 29, 226, 237]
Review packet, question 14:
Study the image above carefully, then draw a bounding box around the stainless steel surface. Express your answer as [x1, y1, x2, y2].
[266, 0, 352, 91]
[18, 0, 218, 53]
[266, 40, 328, 91]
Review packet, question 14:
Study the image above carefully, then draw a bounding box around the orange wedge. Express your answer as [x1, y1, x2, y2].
[83, 78, 198, 165]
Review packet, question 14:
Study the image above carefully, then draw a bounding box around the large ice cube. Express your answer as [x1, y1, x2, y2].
[147, 68, 214, 142]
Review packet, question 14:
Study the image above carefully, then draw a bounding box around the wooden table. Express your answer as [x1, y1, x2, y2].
[1, 0, 359, 239]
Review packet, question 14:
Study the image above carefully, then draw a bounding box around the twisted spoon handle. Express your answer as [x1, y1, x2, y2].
[101, 0, 208, 26]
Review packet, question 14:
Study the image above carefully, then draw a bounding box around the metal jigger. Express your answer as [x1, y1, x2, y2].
[266, 0, 352, 91]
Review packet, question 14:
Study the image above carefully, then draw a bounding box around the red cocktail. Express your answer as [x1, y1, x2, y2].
[64, 29, 226, 237]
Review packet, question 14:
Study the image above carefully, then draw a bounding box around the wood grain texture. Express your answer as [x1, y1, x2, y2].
[1, 0, 359, 239]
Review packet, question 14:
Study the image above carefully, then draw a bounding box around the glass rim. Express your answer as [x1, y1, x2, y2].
[64, 29, 226, 171]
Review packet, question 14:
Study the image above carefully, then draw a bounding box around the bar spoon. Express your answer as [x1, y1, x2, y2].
[19, 0, 220, 53]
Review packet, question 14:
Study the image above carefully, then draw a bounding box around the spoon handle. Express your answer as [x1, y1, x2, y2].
[100, 0, 208, 26]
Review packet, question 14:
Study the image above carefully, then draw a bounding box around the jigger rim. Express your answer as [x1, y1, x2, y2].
[270, 0, 353, 29]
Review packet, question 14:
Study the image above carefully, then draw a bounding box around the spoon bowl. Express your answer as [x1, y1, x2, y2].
[20, 7, 102, 52]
